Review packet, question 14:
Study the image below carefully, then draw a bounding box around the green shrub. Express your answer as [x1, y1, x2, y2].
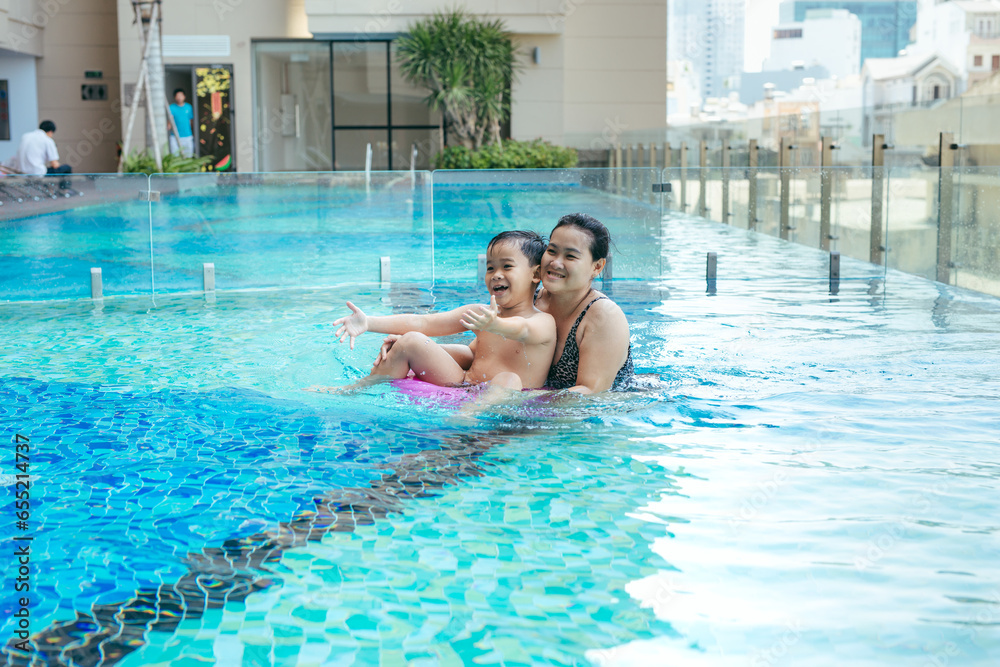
[434, 139, 578, 169]
[123, 147, 214, 174]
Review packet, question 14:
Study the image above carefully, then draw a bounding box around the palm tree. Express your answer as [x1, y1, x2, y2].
[395, 9, 518, 150]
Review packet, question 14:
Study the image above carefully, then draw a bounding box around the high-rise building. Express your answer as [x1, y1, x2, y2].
[779, 0, 918, 66]
[670, 0, 746, 102]
[765, 9, 863, 77]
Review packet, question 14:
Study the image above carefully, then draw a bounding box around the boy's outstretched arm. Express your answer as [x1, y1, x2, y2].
[333, 301, 468, 349]
[460, 296, 555, 344]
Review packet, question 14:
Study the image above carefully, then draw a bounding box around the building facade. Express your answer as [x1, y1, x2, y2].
[862, 51, 961, 141]
[779, 0, 918, 66]
[765, 9, 863, 77]
[4, 0, 666, 173]
[1, 0, 122, 173]
[913, 0, 1000, 88]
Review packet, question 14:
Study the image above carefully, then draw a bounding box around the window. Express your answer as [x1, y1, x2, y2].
[974, 55, 983, 67]
[773, 28, 803, 40]
[994, 55, 1000, 71]
[253, 40, 443, 171]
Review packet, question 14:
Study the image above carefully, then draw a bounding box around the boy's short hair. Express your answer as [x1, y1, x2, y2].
[488, 230, 545, 266]
[173, 88, 186, 97]
[39, 120, 56, 133]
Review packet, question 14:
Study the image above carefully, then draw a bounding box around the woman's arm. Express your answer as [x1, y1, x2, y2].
[570, 300, 631, 394]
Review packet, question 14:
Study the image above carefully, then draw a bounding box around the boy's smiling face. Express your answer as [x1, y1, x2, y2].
[484, 241, 540, 309]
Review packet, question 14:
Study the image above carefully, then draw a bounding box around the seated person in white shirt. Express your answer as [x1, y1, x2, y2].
[14, 120, 72, 178]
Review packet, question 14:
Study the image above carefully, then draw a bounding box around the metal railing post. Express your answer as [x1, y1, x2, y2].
[748, 139, 759, 231]
[830, 251, 841, 294]
[615, 143, 622, 194]
[870, 134, 886, 265]
[679, 142, 688, 212]
[90, 267, 103, 300]
[779, 137, 793, 240]
[626, 143, 634, 198]
[819, 136, 836, 250]
[646, 143, 656, 205]
[663, 142, 672, 211]
[936, 132, 955, 284]
[721, 141, 731, 224]
[203, 263, 215, 292]
[698, 140, 708, 218]
[706, 251, 718, 294]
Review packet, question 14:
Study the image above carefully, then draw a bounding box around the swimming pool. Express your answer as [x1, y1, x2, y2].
[2, 174, 999, 665]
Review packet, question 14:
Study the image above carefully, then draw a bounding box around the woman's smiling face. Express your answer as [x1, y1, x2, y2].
[541, 225, 604, 294]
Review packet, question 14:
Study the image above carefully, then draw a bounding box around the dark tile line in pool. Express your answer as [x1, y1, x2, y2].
[2, 432, 512, 667]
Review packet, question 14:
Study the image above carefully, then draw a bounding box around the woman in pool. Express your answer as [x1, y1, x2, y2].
[375, 213, 634, 393]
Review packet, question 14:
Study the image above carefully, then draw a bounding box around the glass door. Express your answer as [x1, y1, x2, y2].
[254, 42, 332, 171]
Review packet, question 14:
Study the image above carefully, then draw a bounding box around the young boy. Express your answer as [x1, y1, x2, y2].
[333, 230, 556, 390]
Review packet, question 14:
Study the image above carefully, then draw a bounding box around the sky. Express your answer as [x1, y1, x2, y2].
[744, 0, 783, 72]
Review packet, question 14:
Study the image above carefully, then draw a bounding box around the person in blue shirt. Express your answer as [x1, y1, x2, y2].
[168, 88, 195, 156]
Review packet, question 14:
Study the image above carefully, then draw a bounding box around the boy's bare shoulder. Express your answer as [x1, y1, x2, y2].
[528, 307, 556, 324]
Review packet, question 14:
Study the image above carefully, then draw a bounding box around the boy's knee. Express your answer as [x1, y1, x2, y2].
[398, 331, 428, 346]
[491, 372, 522, 390]
[391, 331, 428, 356]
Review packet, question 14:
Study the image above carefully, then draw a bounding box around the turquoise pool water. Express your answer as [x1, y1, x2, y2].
[0, 173, 659, 301]
[2, 191, 999, 665]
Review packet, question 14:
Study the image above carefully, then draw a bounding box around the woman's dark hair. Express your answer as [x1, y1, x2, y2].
[488, 230, 546, 266]
[552, 213, 611, 261]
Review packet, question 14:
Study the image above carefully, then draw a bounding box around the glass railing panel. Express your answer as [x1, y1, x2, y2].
[754, 167, 782, 238]
[785, 166, 821, 250]
[827, 166, 877, 265]
[726, 166, 752, 230]
[950, 166, 1000, 297]
[885, 166, 939, 281]
[431, 169, 661, 281]
[700, 168, 723, 223]
[147, 171, 434, 293]
[0, 173, 153, 301]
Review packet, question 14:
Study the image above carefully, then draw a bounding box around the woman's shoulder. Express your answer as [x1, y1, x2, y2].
[588, 291, 626, 317]
[581, 292, 628, 332]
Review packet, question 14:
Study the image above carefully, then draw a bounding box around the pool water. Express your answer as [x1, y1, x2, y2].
[2, 204, 1000, 666]
[0, 176, 659, 301]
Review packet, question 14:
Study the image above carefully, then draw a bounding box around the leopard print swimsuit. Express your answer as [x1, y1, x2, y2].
[546, 296, 634, 391]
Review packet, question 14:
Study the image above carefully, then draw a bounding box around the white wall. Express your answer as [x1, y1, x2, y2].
[0, 0, 44, 57]
[765, 11, 861, 78]
[0, 52, 39, 165]
[36, 0, 122, 174]
[306, 0, 666, 149]
[913, 1, 969, 78]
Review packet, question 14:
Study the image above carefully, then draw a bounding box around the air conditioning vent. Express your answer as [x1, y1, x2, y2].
[162, 35, 231, 58]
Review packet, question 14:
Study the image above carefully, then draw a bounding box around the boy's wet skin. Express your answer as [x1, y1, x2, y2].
[332, 231, 556, 391]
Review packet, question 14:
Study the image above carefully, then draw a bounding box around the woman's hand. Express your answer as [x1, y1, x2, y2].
[333, 301, 368, 349]
[372, 334, 400, 367]
[459, 296, 499, 332]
